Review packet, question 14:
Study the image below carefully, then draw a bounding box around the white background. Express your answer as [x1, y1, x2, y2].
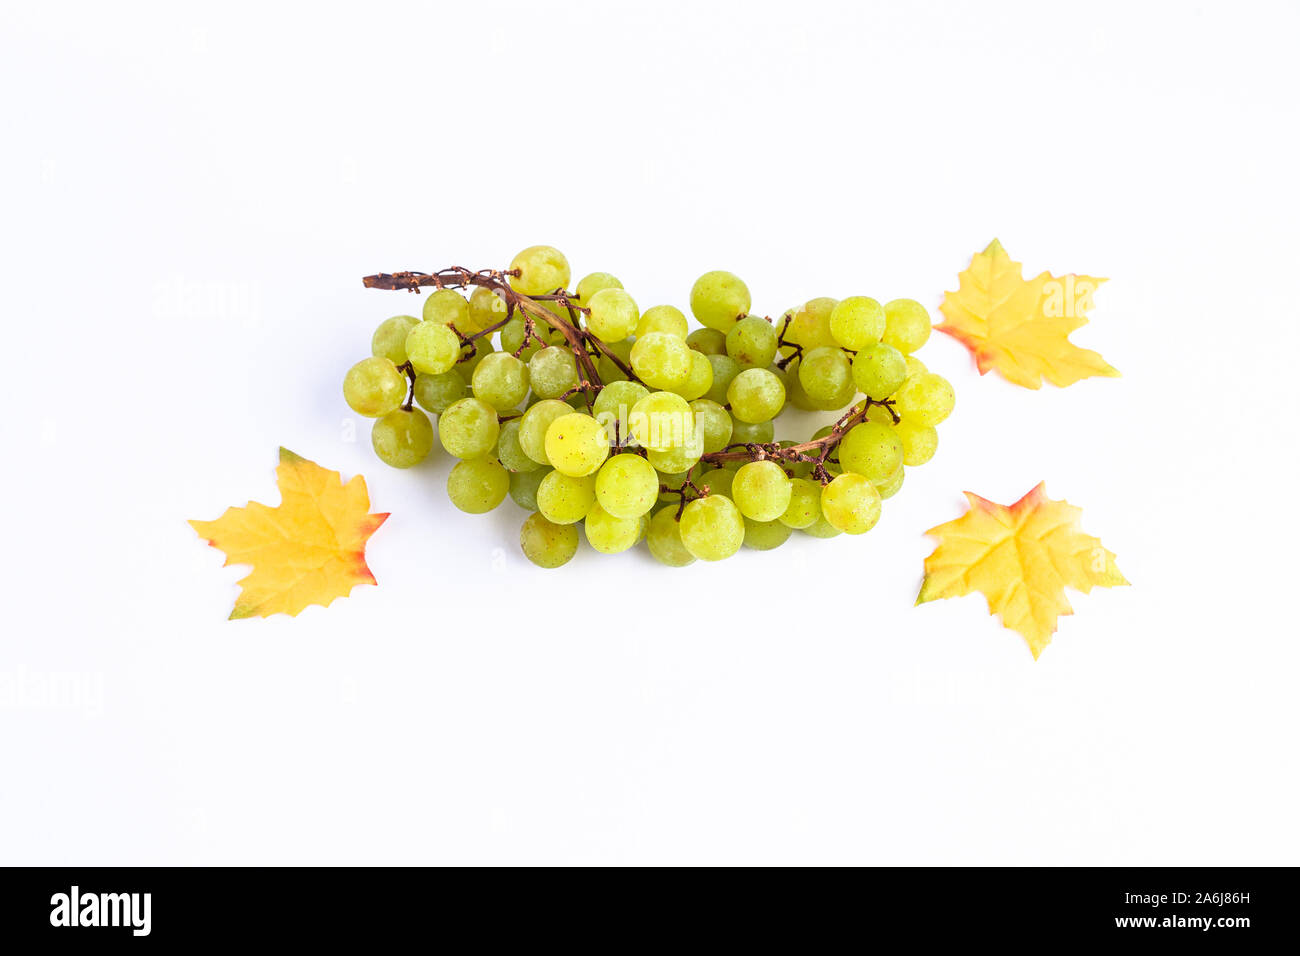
[2, 0, 1297, 865]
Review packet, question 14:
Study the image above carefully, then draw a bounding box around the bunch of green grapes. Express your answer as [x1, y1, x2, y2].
[348, 246, 956, 568]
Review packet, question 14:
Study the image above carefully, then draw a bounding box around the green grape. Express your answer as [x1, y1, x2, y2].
[544, 412, 611, 477]
[595, 453, 659, 518]
[456, 338, 494, 382]
[696, 467, 734, 498]
[447, 457, 509, 513]
[777, 441, 812, 479]
[509, 245, 571, 295]
[423, 289, 471, 330]
[630, 331, 692, 391]
[672, 350, 714, 401]
[779, 477, 822, 529]
[468, 287, 509, 334]
[838, 422, 903, 482]
[655, 468, 693, 502]
[783, 359, 820, 412]
[882, 299, 931, 354]
[801, 513, 843, 538]
[798, 346, 853, 405]
[575, 271, 623, 303]
[637, 304, 689, 339]
[343, 356, 408, 418]
[743, 517, 793, 551]
[690, 270, 751, 331]
[678, 494, 745, 561]
[595, 335, 635, 383]
[520, 511, 579, 568]
[371, 408, 434, 468]
[725, 315, 778, 368]
[371, 315, 419, 365]
[406, 321, 462, 375]
[509, 467, 549, 511]
[895, 419, 938, 466]
[864, 403, 896, 426]
[496, 419, 540, 473]
[412, 370, 466, 414]
[629, 391, 694, 451]
[471, 352, 530, 411]
[731, 460, 793, 522]
[893, 372, 955, 426]
[536, 470, 597, 524]
[904, 354, 928, 378]
[500, 316, 537, 357]
[729, 417, 774, 446]
[704, 354, 741, 405]
[727, 368, 786, 423]
[586, 288, 639, 341]
[528, 346, 580, 399]
[646, 508, 696, 567]
[647, 437, 702, 475]
[851, 342, 907, 398]
[821, 473, 882, 534]
[592, 379, 649, 437]
[518, 399, 573, 465]
[686, 327, 728, 355]
[781, 297, 838, 350]
[438, 397, 500, 460]
[875, 465, 905, 499]
[829, 296, 885, 350]
[689, 399, 733, 454]
[584, 503, 641, 554]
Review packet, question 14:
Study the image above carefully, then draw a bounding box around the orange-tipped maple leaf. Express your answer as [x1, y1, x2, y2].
[917, 483, 1128, 658]
[938, 239, 1119, 389]
[189, 448, 388, 619]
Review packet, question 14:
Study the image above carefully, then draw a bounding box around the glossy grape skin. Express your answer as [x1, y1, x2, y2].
[423, 289, 471, 330]
[544, 412, 611, 477]
[729, 417, 774, 446]
[496, 419, 541, 473]
[536, 470, 597, 524]
[690, 271, 751, 331]
[509, 245, 571, 295]
[689, 399, 733, 454]
[472, 352, 530, 412]
[630, 391, 694, 452]
[875, 465, 905, 499]
[637, 304, 689, 340]
[798, 346, 854, 405]
[781, 297, 838, 350]
[468, 287, 509, 334]
[586, 288, 639, 341]
[412, 371, 466, 414]
[731, 460, 793, 522]
[821, 473, 882, 534]
[447, 457, 510, 513]
[630, 331, 693, 391]
[882, 298, 931, 354]
[575, 271, 623, 303]
[595, 453, 659, 519]
[520, 512, 579, 568]
[646, 508, 696, 567]
[727, 368, 786, 423]
[371, 408, 434, 468]
[851, 342, 908, 398]
[518, 399, 573, 466]
[800, 512, 843, 538]
[647, 436, 703, 476]
[678, 494, 745, 561]
[655, 468, 693, 502]
[829, 296, 885, 350]
[344, 357, 408, 418]
[743, 517, 793, 551]
[895, 419, 938, 466]
[672, 350, 714, 401]
[838, 422, 904, 482]
[500, 316, 541, 358]
[696, 467, 735, 499]
[456, 338, 494, 382]
[779, 477, 822, 529]
[509, 467, 549, 511]
[592, 380, 649, 437]
[371, 315, 419, 365]
[528, 346, 580, 400]
[438, 397, 500, 460]
[726, 315, 778, 368]
[686, 327, 728, 355]
[405, 321, 461, 374]
[893, 372, 955, 426]
[704, 354, 741, 405]
[584, 503, 642, 554]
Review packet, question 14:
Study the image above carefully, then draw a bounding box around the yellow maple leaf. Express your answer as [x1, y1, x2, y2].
[916, 483, 1128, 658]
[938, 239, 1119, 389]
[189, 449, 388, 619]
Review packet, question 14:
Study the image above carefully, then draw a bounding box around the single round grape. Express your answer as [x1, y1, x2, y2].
[637, 304, 689, 340]
[595, 453, 658, 519]
[468, 287, 508, 334]
[586, 288, 639, 341]
[743, 517, 793, 551]
[406, 321, 461, 374]
[536, 470, 597, 524]
[731, 460, 793, 522]
[371, 408, 434, 468]
[801, 513, 842, 537]
[725, 315, 778, 368]
[689, 399, 733, 454]
[678, 494, 745, 561]
[412, 371, 465, 414]
[893, 372, 955, 426]
[423, 289, 471, 329]
[629, 391, 694, 452]
[520, 512, 579, 568]
[646, 508, 696, 567]
[371, 315, 419, 365]
[729, 417, 774, 446]
[704, 354, 741, 405]
[882, 299, 931, 354]
[904, 354, 928, 378]
[496, 419, 540, 473]
[528, 346, 580, 400]
[781, 297, 838, 350]
[829, 296, 885, 350]
[779, 477, 822, 529]
[447, 457, 509, 513]
[456, 338, 494, 382]
[471, 352, 530, 412]
[686, 327, 728, 355]
[647, 437, 702, 475]
[672, 350, 714, 401]
[544, 412, 610, 477]
[798, 346, 854, 405]
[500, 316, 538, 358]
[895, 419, 938, 466]
[518, 398, 573, 465]
[821, 473, 882, 534]
[592, 379, 649, 437]
[690, 271, 751, 331]
[876, 465, 905, 499]
[509, 467, 549, 511]
[851, 342, 908, 398]
[696, 467, 735, 498]
[575, 271, 623, 303]
[438, 397, 500, 460]
[838, 422, 903, 483]
[343, 357, 408, 417]
[727, 368, 786, 423]
[584, 503, 641, 554]
[630, 331, 692, 391]
[509, 245, 571, 296]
